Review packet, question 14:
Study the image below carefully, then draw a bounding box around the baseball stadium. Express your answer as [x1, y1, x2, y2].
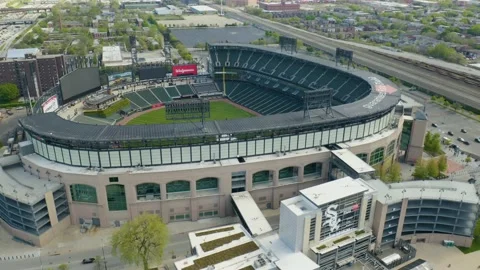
[1, 43, 408, 246]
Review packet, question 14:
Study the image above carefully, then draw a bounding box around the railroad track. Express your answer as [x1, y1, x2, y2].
[371, 50, 480, 88]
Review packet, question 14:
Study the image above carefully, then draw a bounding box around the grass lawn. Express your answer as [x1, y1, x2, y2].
[126, 101, 255, 125]
[457, 240, 480, 254]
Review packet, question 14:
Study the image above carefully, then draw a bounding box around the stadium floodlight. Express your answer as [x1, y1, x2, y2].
[165, 99, 211, 129]
[303, 88, 334, 119]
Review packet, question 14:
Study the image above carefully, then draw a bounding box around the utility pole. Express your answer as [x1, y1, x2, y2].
[101, 239, 108, 270]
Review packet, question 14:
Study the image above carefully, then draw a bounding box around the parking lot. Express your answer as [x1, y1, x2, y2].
[425, 102, 480, 156]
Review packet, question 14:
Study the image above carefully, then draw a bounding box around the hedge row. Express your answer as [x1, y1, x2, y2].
[0, 102, 32, 109]
[183, 241, 259, 270]
[200, 232, 244, 252]
[84, 99, 130, 118]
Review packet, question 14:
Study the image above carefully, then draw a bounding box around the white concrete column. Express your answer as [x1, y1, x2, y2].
[44, 191, 58, 226]
[272, 170, 279, 186]
[298, 166, 304, 183]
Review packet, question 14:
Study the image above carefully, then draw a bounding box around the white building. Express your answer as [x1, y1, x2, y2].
[190, 5, 217, 14]
[6, 48, 41, 59]
[102, 46, 132, 67]
[279, 177, 377, 269]
[154, 5, 183, 15]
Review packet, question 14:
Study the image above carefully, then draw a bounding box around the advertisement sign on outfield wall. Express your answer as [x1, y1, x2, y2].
[108, 72, 133, 87]
[172, 64, 197, 77]
[42, 95, 59, 113]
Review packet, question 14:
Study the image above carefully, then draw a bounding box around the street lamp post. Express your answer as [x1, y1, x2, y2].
[38, 248, 43, 270]
[102, 239, 108, 270]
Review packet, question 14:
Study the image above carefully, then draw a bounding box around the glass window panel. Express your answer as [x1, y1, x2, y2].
[374, 119, 380, 133]
[337, 128, 344, 143]
[62, 148, 71, 164]
[298, 134, 306, 149]
[264, 138, 273, 153]
[89, 151, 99, 167]
[357, 124, 364, 139]
[71, 150, 81, 166]
[380, 116, 385, 130]
[220, 143, 229, 159]
[70, 184, 97, 203]
[247, 141, 255, 156]
[182, 147, 191, 163]
[370, 120, 375, 135]
[211, 144, 220, 160]
[106, 184, 127, 211]
[196, 177, 218, 190]
[99, 152, 110, 167]
[351, 125, 358, 139]
[79, 150, 90, 167]
[109, 151, 120, 167]
[314, 132, 322, 146]
[281, 136, 290, 151]
[201, 145, 210, 161]
[171, 148, 181, 163]
[329, 129, 336, 144]
[41, 142, 48, 158]
[120, 151, 131, 167]
[344, 126, 351, 141]
[273, 138, 281, 152]
[54, 146, 63, 163]
[162, 149, 172, 164]
[130, 150, 141, 166]
[256, 140, 264, 155]
[229, 142, 238, 157]
[238, 142, 247, 156]
[32, 138, 38, 153]
[364, 122, 371, 136]
[305, 133, 314, 148]
[136, 183, 160, 200]
[290, 135, 298, 150]
[321, 130, 329, 145]
[47, 145, 55, 160]
[191, 146, 201, 161]
[151, 149, 161, 165]
[141, 150, 151, 166]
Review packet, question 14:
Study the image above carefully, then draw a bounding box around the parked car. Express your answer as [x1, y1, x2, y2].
[461, 129, 467, 133]
[475, 137, 480, 143]
[431, 123, 438, 128]
[82, 258, 95, 264]
[463, 140, 470, 145]
[15, 106, 22, 110]
[448, 131, 454, 136]
[458, 137, 466, 143]
[449, 144, 458, 149]
[6, 110, 13, 115]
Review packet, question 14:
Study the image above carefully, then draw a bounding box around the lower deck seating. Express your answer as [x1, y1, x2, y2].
[151, 87, 172, 102]
[124, 92, 150, 109]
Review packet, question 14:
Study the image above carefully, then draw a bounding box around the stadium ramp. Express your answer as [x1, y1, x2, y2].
[231, 191, 272, 237]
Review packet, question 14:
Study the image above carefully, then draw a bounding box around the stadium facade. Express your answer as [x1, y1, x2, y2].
[1, 44, 459, 248]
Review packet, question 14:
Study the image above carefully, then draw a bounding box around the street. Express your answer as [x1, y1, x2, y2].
[0, 215, 280, 270]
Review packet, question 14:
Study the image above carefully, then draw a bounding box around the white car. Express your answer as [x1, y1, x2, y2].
[458, 137, 465, 143]
[475, 137, 480, 143]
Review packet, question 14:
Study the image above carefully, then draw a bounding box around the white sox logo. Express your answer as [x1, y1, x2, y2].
[323, 204, 341, 232]
[176, 68, 195, 74]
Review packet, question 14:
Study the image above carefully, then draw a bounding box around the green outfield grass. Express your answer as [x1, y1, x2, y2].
[126, 101, 255, 125]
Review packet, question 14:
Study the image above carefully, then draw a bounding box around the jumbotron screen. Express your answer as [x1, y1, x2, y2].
[60, 67, 101, 102]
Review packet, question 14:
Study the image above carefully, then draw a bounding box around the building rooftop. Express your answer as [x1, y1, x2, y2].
[369, 179, 480, 205]
[6, 48, 41, 59]
[331, 149, 375, 175]
[231, 192, 272, 236]
[300, 176, 371, 207]
[102, 46, 123, 62]
[280, 195, 317, 217]
[0, 155, 62, 205]
[190, 5, 217, 12]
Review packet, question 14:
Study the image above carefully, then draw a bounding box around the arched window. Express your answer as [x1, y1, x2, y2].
[279, 167, 298, 179]
[369, 147, 385, 165]
[136, 183, 161, 200]
[166, 180, 190, 193]
[70, 184, 98, 203]
[356, 153, 368, 162]
[106, 184, 127, 211]
[253, 170, 271, 183]
[304, 163, 323, 176]
[387, 140, 396, 156]
[196, 177, 219, 191]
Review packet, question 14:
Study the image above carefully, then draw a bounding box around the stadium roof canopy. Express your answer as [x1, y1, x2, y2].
[20, 44, 401, 142]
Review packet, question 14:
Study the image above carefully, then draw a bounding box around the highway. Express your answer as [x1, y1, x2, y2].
[218, 6, 480, 109]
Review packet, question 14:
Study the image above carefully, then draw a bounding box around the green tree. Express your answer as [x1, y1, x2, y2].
[452, 102, 462, 111]
[376, 164, 388, 181]
[438, 155, 448, 173]
[474, 220, 480, 244]
[58, 264, 69, 270]
[427, 158, 439, 178]
[0, 83, 20, 102]
[466, 156, 472, 164]
[468, 24, 480, 36]
[111, 214, 169, 270]
[412, 159, 429, 179]
[427, 44, 466, 65]
[386, 162, 402, 182]
[94, 255, 103, 270]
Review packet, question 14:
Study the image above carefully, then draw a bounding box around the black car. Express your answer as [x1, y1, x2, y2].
[463, 141, 470, 145]
[449, 144, 458, 149]
[82, 258, 96, 264]
[461, 129, 467, 133]
[448, 131, 454, 136]
[431, 123, 438, 128]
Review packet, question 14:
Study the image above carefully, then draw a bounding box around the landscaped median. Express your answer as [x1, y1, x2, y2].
[183, 241, 259, 270]
[195, 226, 234, 237]
[83, 98, 130, 118]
